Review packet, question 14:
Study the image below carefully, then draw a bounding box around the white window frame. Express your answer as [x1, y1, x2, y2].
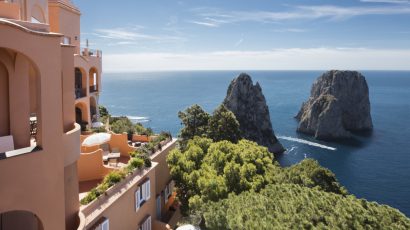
[101, 218, 109, 230]
[139, 216, 151, 230]
[135, 179, 151, 211]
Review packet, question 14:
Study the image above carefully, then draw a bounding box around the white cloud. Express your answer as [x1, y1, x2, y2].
[191, 4, 410, 27]
[93, 27, 186, 46]
[188, 20, 219, 27]
[102, 48, 410, 72]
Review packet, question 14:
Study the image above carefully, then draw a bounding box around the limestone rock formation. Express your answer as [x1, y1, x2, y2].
[223, 73, 285, 153]
[296, 70, 373, 140]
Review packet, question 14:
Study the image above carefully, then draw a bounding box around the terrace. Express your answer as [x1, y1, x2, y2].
[77, 132, 174, 201]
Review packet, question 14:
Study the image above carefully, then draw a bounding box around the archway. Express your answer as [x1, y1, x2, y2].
[75, 67, 87, 99]
[75, 102, 89, 131]
[0, 210, 44, 230]
[0, 47, 42, 149]
[90, 96, 98, 123]
[0, 62, 10, 136]
[89, 67, 98, 93]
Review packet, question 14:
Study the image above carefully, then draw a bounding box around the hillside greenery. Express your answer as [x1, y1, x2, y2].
[169, 104, 410, 229]
[178, 104, 241, 149]
[202, 184, 410, 230]
[167, 138, 409, 229]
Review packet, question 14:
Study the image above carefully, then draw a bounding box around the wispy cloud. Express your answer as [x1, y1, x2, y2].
[188, 20, 219, 27]
[103, 48, 410, 72]
[234, 38, 244, 47]
[93, 27, 186, 46]
[190, 4, 410, 27]
[360, 0, 410, 4]
[272, 28, 307, 33]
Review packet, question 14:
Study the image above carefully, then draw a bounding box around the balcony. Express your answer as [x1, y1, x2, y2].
[63, 123, 81, 166]
[75, 88, 87, 99]
[81, 48, 102, 58]
[89, 85, 98, 93]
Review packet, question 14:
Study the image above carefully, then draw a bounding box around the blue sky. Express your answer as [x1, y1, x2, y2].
[73, 0, 410, 71]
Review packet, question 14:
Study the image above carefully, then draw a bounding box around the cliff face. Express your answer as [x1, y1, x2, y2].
[223, 73, 285, 153]
[296, 70, 373, 140]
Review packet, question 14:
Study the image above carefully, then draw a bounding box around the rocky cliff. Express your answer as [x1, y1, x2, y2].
[296, 70, 373, 140]
[223, 73, 285, 153]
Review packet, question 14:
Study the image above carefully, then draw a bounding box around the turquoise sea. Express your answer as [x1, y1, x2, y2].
[100, 71, 410, 216]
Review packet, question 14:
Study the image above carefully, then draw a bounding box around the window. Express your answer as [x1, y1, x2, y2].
[164, 180, 174, 204]
[101, 219, 109, 230]
[135, 179, 151, 210]
[139, 216, 151, 230]
[93, 218, 109, 230]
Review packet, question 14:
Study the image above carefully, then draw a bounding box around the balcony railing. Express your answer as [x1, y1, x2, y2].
[75, 88, 87, 99]
[81, 48, 102, 58]
[89, 85, 98, 93]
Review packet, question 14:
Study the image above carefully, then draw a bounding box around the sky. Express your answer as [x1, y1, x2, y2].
[73, 0, 410, 72]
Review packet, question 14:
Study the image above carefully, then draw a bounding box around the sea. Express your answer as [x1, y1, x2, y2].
[100, 70, 410, 217]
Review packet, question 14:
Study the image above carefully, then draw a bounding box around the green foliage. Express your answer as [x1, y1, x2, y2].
[178, 104, 211, 148]
[127, 158, 144, 171]
[110, 117, 135, 134]
[202, 184, 410, 230]
[167, 138, 276, 213]
[208, 104, 241, 143]
[272, 159, 348, 195]
[98, 105, 110, 117]
[102, 170, 126, 187]
[80, 187, 102, 205]
[135, 123, 154, 136]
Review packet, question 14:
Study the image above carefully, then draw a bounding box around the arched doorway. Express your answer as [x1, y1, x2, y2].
[89, 67, 98, 93]
[0, 210, 44, 230]
[75, 102, 88, 131]
[0, 48, 42, 149]
[0, 62, 10, 136]
[75, 67, 86, 99]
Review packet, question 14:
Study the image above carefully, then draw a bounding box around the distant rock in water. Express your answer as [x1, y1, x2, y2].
[223, 73, 285, 153]
[296, 70, 373, 140]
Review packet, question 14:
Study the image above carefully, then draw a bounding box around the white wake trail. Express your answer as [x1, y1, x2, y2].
[278, 136, 337, 151]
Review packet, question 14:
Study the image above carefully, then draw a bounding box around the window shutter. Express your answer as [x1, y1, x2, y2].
[101, 219, 109, 230]
[135, 189, 141, 210]
[146, 179, 151, 200]
[142, 183, 146, 201]
[147, 216, 152, 230]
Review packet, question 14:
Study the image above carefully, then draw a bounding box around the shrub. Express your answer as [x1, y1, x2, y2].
[128, 158, 144, 171]
[103, 170, 126, 187]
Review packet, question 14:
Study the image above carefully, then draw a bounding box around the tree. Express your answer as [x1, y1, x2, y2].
[178, 104, 210, 148]
[201, 184, 410, 230]
[98, 105, 110, 117]
[208, 104, 241, 143]
[167, 138, 275, 214]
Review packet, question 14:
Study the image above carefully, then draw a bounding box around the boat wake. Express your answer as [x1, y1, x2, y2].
[127, 116, 150, 123]
[278, 136, 337, 151]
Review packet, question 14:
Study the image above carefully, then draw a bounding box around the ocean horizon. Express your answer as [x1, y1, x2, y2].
[100, 70, 410, 217]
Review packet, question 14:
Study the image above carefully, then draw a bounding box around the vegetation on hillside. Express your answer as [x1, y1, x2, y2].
[167, 103, 410, 229]
[178, 104, 241, 149]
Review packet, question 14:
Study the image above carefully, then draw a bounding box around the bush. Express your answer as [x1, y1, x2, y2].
[128, 158, 144, 171]
[80, 187, 101, 205]
[103, 170, 126, 187]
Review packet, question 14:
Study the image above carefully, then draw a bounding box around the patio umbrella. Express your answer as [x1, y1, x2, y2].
[82, 133, 111, 147]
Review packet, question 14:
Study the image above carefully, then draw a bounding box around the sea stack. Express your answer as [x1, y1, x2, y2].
[296, 70, 373, 140]
[223, 73, 285, 153]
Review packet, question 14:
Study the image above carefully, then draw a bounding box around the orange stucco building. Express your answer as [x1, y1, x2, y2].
[0, 1, 178, 230]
